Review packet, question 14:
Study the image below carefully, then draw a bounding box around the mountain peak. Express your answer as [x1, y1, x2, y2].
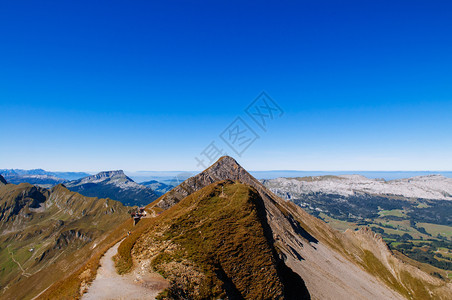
[72, 170, 127, 184]
[144, 157, 430, 299]
[64, 170, 159, 206]
[204, 155, 241, 172]
[96, 170, 126, 177]
[214, 155, 239, 165]
[154, 156, 258, 209]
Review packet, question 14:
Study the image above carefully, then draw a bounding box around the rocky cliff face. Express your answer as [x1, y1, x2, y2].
[155, 156, 263, 209]
[0, 183, 49, 227]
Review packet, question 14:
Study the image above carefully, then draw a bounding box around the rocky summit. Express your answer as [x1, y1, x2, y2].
[65, 170, 160, 206]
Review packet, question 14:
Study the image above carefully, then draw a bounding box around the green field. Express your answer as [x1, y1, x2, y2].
[417, 223, 452, 237]
[378, 209, 406, 218]
[318, 213, 357, 231]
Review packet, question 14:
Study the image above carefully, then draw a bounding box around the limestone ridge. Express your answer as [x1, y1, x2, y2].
[68, 170, 129, 184]
[263, 174, 452, 201]
[0, 174, 7, 185]
[65, 170, 160, 206]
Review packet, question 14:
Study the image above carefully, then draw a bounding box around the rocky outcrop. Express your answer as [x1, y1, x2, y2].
[54, 229, 93, 249]
[155, 156, 264, 209]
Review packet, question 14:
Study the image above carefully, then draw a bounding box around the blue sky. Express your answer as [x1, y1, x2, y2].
[0, 1, 451, 171]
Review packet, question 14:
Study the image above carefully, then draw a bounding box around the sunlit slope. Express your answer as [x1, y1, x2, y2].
[120, 180, 309, 299]
[141, 156, 452, 299]
[0, 183, 130, 300]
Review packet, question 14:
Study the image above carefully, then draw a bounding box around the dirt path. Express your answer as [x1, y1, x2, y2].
[82, 240, 168, 300]
[7, 246, 31, 277]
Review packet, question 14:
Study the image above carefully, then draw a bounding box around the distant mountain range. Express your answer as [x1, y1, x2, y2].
[252, 170, 452, 180]
[0, 168, 91, 180]
[0, 169, 91, 189]
[139, 180, 173, 194]
[64, 170, 160, 206]
[4, 174, 66, 188]
[0, 169, 169, 206]
[263, 174, 452, 201]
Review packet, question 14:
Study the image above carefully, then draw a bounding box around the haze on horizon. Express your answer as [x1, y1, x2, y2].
[1, 1, 451, 172]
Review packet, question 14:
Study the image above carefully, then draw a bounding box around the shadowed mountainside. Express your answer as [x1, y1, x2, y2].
[0, 175, 7, 185]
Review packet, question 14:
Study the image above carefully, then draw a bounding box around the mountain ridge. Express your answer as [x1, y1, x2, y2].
[0, 168, 91, 180]
[4, 174, 66, 188]
[262, 174, 452, 201]
[134, 180, 309, 299]
[138, 156, 452, 299]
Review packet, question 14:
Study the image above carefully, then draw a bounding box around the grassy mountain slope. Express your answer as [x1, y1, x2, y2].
[37, 156, 452, 299]
[0, 183, 130, 300]
[119, 180, 309, 299]
[140, 156, 452, 299]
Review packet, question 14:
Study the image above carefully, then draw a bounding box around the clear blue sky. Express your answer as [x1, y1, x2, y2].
[1, 1, 451, 171]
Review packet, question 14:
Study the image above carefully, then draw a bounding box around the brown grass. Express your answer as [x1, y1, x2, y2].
[114, 217, 155, 274]
[37, 219, 134, 299]
[129, 180, 287, 299]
